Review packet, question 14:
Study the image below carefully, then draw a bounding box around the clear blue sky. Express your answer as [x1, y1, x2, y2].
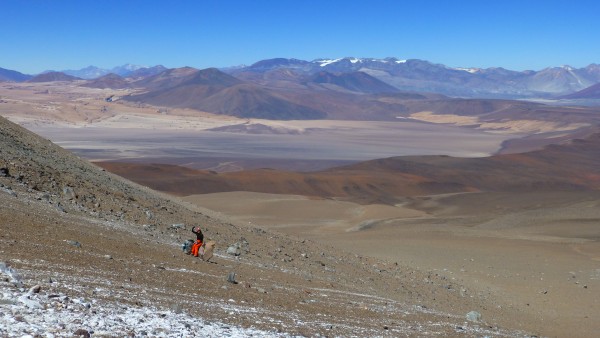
[2, 0, 599, 74]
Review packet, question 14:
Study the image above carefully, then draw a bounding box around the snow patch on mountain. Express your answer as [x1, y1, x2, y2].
[316, 58, 343, 67]
[454, 67, 481, 74]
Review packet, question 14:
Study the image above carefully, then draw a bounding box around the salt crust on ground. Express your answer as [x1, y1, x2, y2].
[0, 264, 287, 338]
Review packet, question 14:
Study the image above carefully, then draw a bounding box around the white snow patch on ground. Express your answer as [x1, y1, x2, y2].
[0, 264, 289, 337]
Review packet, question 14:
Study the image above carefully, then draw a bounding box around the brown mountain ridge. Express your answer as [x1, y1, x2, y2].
[126, 68, 325, 120]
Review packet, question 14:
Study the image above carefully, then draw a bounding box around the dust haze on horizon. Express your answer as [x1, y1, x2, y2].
[2, 0, 599, 74]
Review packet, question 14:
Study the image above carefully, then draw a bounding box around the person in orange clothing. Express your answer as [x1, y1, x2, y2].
[191, 226, 204, 257]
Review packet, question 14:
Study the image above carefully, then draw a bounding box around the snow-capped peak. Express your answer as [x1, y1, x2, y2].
[454, 67, 481, 74]
[315, 57, 404, 67]
[316, 58, 343, 67]
[117, 64, 144, 71]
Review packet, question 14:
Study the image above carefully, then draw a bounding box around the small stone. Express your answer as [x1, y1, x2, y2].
[227, 245, 241, 256]
[0, 299, 16, 305]
[227, 272, 238, 284]
[62, 186, 76, 200]
[172, 223, 185, 229]
[104, 255, 113, 260]
[466, 311, 481, 322]
[73, 329, 91, 338]
[170, 303, 183, 314]
[29, 285, 41, 294]
[257, 288, 267, 294]
[66, 240, 81, 248]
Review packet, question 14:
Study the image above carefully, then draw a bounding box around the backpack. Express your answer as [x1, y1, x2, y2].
[182, 239, 194, 255]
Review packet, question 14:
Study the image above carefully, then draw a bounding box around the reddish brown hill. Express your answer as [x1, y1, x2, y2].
[194, 83, 326, 119]
[126, 68, 326, 120]
[97, 130, 600, 204]
[81, 73, 129, 89]
[131, 66, 200, 91]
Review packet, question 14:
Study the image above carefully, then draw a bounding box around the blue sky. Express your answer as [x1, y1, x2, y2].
[2, 0, 599, 74]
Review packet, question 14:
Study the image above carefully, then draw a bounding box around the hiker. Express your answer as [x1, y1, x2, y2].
[191, 226, 204, 257]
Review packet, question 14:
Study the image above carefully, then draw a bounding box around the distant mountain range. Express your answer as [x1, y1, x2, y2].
[2, 58, 600, 99]
[45, 64, 146, 79]
[227, 57, 600, 98]
[119, 66, 600, 121]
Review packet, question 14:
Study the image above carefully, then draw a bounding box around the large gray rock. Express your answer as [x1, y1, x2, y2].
[227, 238, 250, 256]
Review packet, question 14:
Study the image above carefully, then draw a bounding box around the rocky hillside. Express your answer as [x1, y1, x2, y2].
[0, 115, 529, 336]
